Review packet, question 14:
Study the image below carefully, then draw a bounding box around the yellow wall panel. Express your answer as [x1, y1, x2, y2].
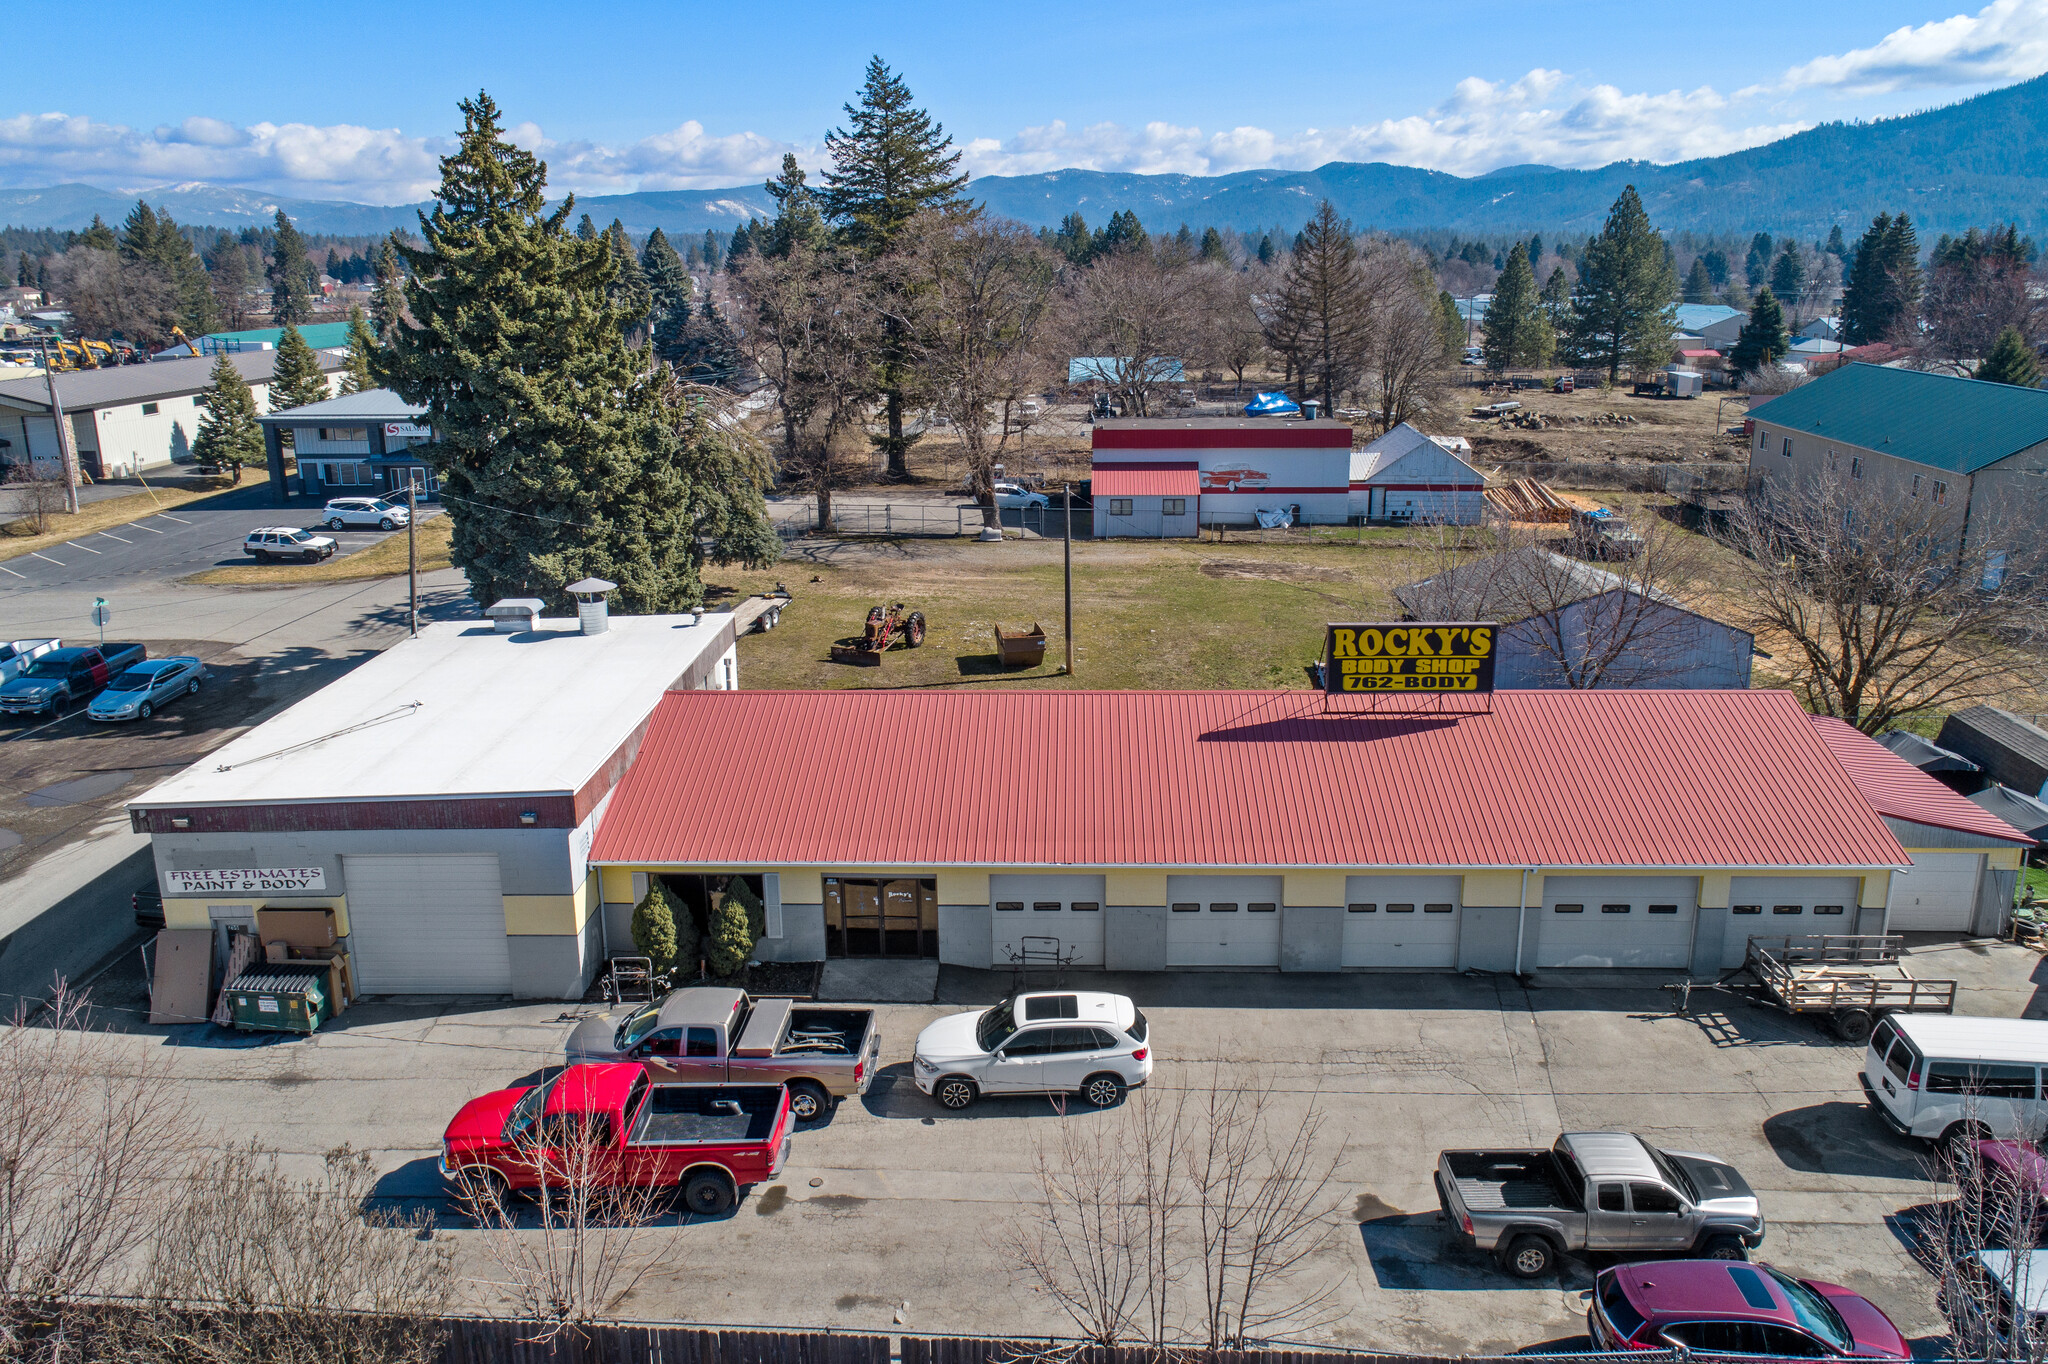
[599, 867, 636, 903]
[1106, 870, 1167, 905]
[937, 869, 989, 904]
[504, 895, 578, 936]
[1284, 871, 1347, 907]
[1461, 871, 1525, 908]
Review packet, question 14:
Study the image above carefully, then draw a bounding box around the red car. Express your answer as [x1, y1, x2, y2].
[1587, 1260, 1910, 1358]
[440, 1062, 792, 1215]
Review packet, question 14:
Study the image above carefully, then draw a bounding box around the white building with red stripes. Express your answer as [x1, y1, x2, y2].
[1349, 423, 1487, 524]
[1089, 418, 1354, 535]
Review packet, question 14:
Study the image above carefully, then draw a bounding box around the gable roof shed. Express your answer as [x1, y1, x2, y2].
[1937, 706, 2048, 798]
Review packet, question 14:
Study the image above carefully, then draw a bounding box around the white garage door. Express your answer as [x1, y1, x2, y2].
[1888, 852, 1984, 931]
[1724, 876, 1861, 968]
[1538, 876, 1698, 968]
[991, 874, 1107, 967]
[1342, 875, 1461, 968]
[344, 853, 511, 994]
[1166, 875, 1283, 967]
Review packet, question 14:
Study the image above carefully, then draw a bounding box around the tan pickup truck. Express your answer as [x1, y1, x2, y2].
[564, 986, 878, 1122]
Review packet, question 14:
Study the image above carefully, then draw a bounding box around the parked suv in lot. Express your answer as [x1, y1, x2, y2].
[1587, 1259, 1908, 1358]
[913, 990, 1151, 1110]
[323, 497, 408, 530]
[244, 528, 336, 563]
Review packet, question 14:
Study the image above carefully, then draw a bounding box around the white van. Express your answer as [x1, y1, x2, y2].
[1860, 1015, 2048, 1151]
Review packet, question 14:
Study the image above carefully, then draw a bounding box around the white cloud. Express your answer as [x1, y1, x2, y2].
[1778, 0, 2048, 94]
[959, 72, 1809, 179]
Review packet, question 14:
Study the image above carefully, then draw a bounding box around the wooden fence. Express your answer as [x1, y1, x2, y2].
[440, 1323, 891, 1364]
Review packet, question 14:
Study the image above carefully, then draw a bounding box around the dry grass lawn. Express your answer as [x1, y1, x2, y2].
[0, 471, 264, 562]
[184, 514, 454, 585]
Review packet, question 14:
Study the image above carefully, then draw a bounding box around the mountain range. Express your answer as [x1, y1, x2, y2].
[8, 72, 2048, 241]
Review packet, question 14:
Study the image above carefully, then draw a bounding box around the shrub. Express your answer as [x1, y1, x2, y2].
[705, 881, 760, 979]
[630, 881, 691, 973]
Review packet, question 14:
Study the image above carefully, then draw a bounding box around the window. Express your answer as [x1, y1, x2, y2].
[1348, 903, 1378, 913]
[1827, 450, 1838, 471]
[1814, 904, 1845, 916]
[1024, 994, 1080, 1021]
[192, 395, 203, 407]
[635, 1028, 683, 1058]
[1926, 1063, 2039, 1098]
[1601, 904, 1632, 915]
[685, 1026, 718, 1058]
[1386, 902, 1416, 914]
[141, 402, 159, 416]
[996, 901, 1023, 912]
[1782, 437, 1793, 458]
[1773, 904, 1803, 915]
[1850, 455, 1863, 479]
[1756, 429, 1767, 452]
[1108, 498, 1134, 516]
[1001, 1030, 1051, 1056]
[1596, 1184, 1626, 1212]
[1070, 901, 1099, 913]
[1933, 480, 1948, 505]
[1209, 902, 1239, 913]
[1631, 1183, 1682, 1214]
[1161, 498, 1186, 516]
[324, 461, 371, 487]
[1248, 901, 1277, 913]
[1648, 904, 1678, 915]
[1171, 902, 1199, 913]
[1033, 901, 1060, 912]
[317, 426, 369, 442]
[1733, 904, 1762, 915]
[1424, 903, 1454, 914]
[1913, 474, 1923, 497]
[1984, 551, 2009, 590]
[1554, 903, 1585, 914]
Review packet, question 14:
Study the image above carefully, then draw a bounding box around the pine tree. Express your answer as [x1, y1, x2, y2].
[705, 886, 758, 978]
[1540, 266, 1572, 330]
[191, 351, 264, 483]
[1684, 258, 1714, 303]
[1842, 212, 1923, 345]
[604, 219, 654, 333]
[382, 91, 740, 614]
[1977, 325, 2042, 387]
[339, 306, 377, 394]
[1173, 223, 1195, 255]
[1700, 249, 1730, 287]
[119, 201, 163, 264]
[1729, 286, 1790, 377]
[79, 215, 117, 251]
[761, 154, 827, 257]
[1199, 226, 1230, 265]
[727, 220, 757, 266]
[1053, 212, 1091, 264]
[1256, 233, 1276, 266]
[269, 323, 332, 421]
[1527, 234, 1543, 265]
[700, 228, 721, 274]
[1481, 243, 1551, 372]
[1266, 199, 1368, 410]
[1562, 186, 1679, 381]
[630, 881, 685, 972]
[1093, 210, 1148, 257]
[1824, 224, 1848, 259]
[122, 203, 217, 335]
[1745, 231, 1773, 288]
[267, 210, 314, 325]
[640, 227, 691, 321]
[1437, 288, 1466, 359]
[576, 213, 598, 241]
[1770, 244, 1806, 310]
[370, 235, 405, 339]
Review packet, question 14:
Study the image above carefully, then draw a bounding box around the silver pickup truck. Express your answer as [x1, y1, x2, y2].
[565, 986, 878, 1123]
[1435, 1131, 1765, 1279]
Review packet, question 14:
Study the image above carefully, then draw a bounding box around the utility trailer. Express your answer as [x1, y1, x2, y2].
[1745, 935, 1957, 1042]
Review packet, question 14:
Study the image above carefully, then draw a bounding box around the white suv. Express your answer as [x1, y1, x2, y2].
[324, 497, 409, 530]
[243, 527, 337, 563]
[913, 990, 1152, 1110]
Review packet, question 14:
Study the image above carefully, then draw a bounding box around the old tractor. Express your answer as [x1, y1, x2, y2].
[829, 603, 927, 666]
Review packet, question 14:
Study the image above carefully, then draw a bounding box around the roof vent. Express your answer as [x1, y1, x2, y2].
[1303, 399, 1321, 421]
[566, 578, 617, 636]
[485, 598, 543, 634]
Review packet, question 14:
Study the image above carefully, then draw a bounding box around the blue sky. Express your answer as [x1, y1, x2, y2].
[4, 0, 2045, 202]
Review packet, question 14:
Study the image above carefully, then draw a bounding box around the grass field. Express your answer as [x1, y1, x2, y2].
[184, 514, 454, 585]
[0, 471, 264, 561]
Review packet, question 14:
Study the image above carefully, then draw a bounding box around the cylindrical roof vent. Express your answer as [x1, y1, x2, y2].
[1303, 399, 1321, 421]
[565, 577, 618, 636]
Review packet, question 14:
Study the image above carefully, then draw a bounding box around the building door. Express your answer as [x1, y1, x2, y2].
[990, 874, 1107, 967]
[1164, 875, 1283, 967]
[1341, 875, 1461, 968]
[1537, 875, 1699, 969]
[824, 876, 936, 958]
[1723, 876, 1861, 968]
[342, 853, 511, 994]
[1888, 852, 1984, 931]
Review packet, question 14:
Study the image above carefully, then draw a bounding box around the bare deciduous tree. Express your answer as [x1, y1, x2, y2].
[1208, 265, 1274, 397]
[1720, 473, 2048, 732]
[4, 474, 70, 536]
[1059, 251, 1217, 417]
[51, 247, 177, 347]
[1358, 241, 1453, 431]
[1913, 1093, 2048, 1362]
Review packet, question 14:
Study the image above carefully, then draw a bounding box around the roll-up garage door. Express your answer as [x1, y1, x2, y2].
[1723, 876, 1861, 969]
[1537, 876, 1698, 968]
[343, 853, 511, 994]
[1342, 875, 1461, 968]
[1887, 853, 1984, 931]
[1166, 875, 1283, 967]
[991, 874, 1107, 967]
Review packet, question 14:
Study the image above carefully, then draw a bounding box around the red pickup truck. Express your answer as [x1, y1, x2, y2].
[441, 1063, 791, 1215]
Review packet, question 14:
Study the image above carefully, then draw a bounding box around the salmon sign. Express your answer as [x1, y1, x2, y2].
[1323, 622, 1497, 694]
[164, 867, 327, 894]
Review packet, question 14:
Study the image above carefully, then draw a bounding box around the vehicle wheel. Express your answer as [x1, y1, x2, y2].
[454, 1165, 511, 1210]
[186, 679, 200, 696]
[303, 552, 321, 563]
[138, 702, 152, 720]
[253, 551, 272, 563]
[787, 1081, 831, 1123]
[1081, 1073, 1126, 1108]
[1943, 1124, 1989, 1173]
[934, 1076, 978, 1111]
[327, 517, 345, 530]
[1699, 1234, 1748, 1262]
[905, 612, 926, 647]
[683, 1171, 736, 1216]
[379, 517, 395, 530]
[1501, 1234, 1555, 1279]
[1832, 1007, 1875, 1044]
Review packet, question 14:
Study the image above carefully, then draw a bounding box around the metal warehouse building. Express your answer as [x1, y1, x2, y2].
[128, 595, 739, 998]
[587, 688, 2027, 978]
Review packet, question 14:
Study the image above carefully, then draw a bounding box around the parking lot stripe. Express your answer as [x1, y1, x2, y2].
[0, 564, 24, 579]
[28, 552, 63, 566]
[132, 522, 165, 534]
[156, 513, 193, 524]
[97, 531, 132, 544]
[64, 541, 103, 554]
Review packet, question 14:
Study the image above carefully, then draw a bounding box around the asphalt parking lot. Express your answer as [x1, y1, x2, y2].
[69, 937, 2048, 1353]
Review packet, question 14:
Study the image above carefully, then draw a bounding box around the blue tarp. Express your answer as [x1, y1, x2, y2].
[1255, 507, 1295, 528]
[1243, 392, 1300, 417]
[1069, 356, 1185, 384]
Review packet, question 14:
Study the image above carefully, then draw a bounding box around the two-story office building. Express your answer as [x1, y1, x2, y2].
[255, 388, 438, 506]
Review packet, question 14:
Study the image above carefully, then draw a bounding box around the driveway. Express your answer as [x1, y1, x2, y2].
[67, 937, 2044, 1352]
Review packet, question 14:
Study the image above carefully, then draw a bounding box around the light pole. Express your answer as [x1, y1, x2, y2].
[406, 473, 419, 638]
[1062, 482, 1074, 677]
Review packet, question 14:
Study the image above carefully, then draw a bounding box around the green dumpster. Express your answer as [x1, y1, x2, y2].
[224, 969, 331, 1035]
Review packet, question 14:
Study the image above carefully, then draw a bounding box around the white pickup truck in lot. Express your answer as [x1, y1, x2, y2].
[0, 638, 57, 685]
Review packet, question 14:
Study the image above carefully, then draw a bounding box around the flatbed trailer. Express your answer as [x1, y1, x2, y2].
[1745, 934, 1957, 1042]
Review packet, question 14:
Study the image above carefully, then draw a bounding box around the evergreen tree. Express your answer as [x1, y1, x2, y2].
[640, 227, 691, 321]
[1540, 267, 1573, 330]
[1562, 186, 1678, 381]
[1199, 225, 1230, 265]
[1824, 223, 1848, 259]
[1173, 223, 1195, 255]
[267, 210, 314, 325]
[726, 220, 757, 266]
[1770, 244, 1806, 309]
[1256, 233, 1276, 266]
[383, 92, 755, 613]
[269, 323, 332, 414]
[16, 252, 30, 287]
[339, 306, 377, 395]
[761, 153, 827, 258]
[1684, 258, 1714, 303]
[604, 219, 654, 333]
[1977, 325, 2042, 387]
[191, 351, 264, 483]
[1842, 212, 1923, 344]
[1481, 243, 1551, 372]
[1093, 210, 1149, 257]
[1744, 231, 1773, 288]
[1700, 249, 1730, 287]
[1053, 212, 1091, 264]
[79, 215, 117, 251]
[1729, 286, 1790, 377]
[576, 213, 598, 241]
[705, 887, 756, 979]
[1266, 199, 1368, 411]
[119, 201, 163, 264]
[1527, 234, 1543, 265]
[630, 880, 689, 972]
[700, 228, 721, 274]
[1437, 288, 1466, 358]
[370, 234, 406, 339]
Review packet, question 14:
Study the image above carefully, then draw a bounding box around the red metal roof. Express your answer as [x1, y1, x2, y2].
[1094, 422, 1353, 450]
[1091, 462, 1201, 497]
[591, 690, 1908, 871]
[1809, 716, 2031, 844]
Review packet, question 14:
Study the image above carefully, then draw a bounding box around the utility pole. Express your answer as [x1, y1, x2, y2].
[1062, 482, 1074, 677]
[406, 473, 419, 637]
[38, 341, 79, 513]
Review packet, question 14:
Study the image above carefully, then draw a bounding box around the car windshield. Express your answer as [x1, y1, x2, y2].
[615, 1002, 663, 1051]
[108, 670, 159, 691]
[280, 530, 310, 543]
[1645, 1143, 1699, 1202]
[975, 998, 1019, 1052]
[22, 657, 69, 678]
[1765, 1267, 1853, 1351]
[503, 1076, 558, 1143]
[368, 500, 393, 511]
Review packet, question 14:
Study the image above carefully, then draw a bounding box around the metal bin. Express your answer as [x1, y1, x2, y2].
[224, 968, 331, 1035]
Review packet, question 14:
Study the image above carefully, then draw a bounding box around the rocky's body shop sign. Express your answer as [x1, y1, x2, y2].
[1325, 622, 1497, 693]
[165, 867, 327, 894]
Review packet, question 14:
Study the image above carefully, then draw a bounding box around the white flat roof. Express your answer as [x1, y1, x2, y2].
[132, 613, 732, 808]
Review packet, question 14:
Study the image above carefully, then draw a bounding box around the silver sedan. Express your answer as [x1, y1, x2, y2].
[87, 657, 206, 722]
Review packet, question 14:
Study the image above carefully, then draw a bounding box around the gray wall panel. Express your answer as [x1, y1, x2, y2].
[938, 905, 992, 969]
[507, 933, 591, 999]
[1106, 905, 1167, 971]
[1458, 905, 1519, 973]
[757, 904, 827, 963]
[1280, 905, 1342, 971]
